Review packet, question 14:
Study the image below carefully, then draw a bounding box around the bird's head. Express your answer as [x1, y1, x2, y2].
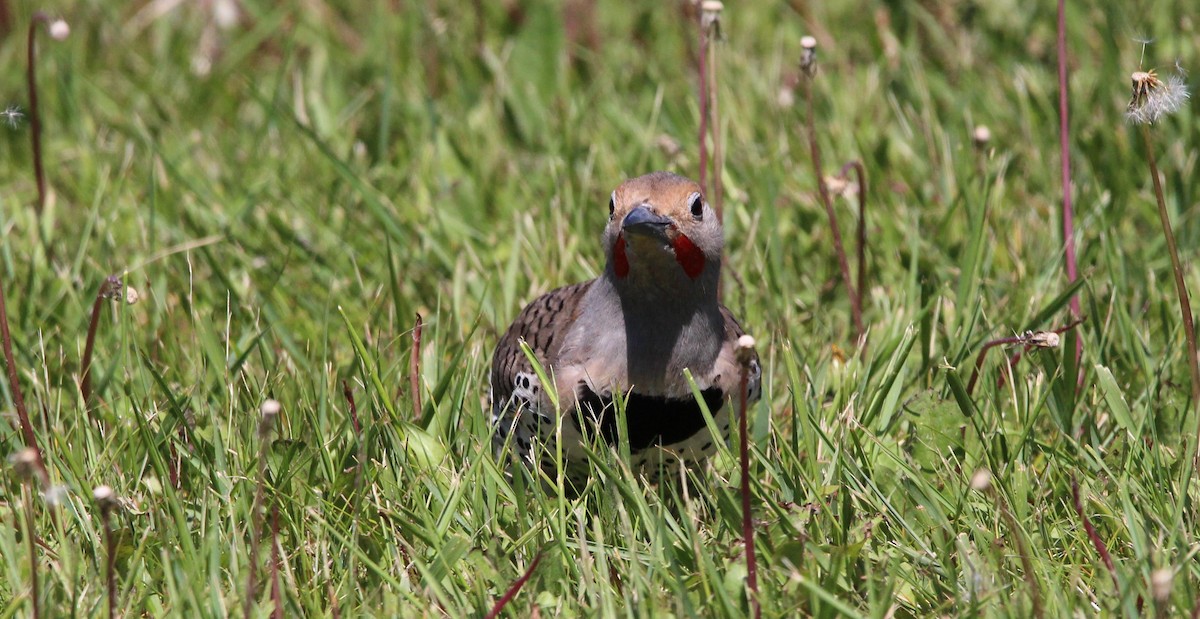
[602, 172, 723, 290]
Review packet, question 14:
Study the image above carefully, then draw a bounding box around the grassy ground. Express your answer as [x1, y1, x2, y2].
[2, 1, 1199, 616]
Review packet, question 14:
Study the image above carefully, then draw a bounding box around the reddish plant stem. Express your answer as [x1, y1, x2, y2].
[409, 313, 423, 419]
[81, 276, 121, 407]
[0, 269, 43, 471]
[1071, 478, 1118, 591]
[485, 550, 544, 619]
[102, 506, 117, 618]
[24, 485, 41, 619]
[271, 504, 283, 619]
[696, 11, 710, 196]
[1140, 126, 1200, 470]
[707, 15, 723, 221]
[970, 317, 1085, 394]
[1056, 0, 1083, 374]
[26, 12, 49, 213]
[738, 351, 760, 619]
[342, 380, 360, 436]
[838, 161, 869, 314]
[803, 78, 863, 347]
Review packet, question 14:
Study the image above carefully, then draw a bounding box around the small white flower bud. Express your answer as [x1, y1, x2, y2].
[972, 125, 991, 145]
[49, 20, 70, 41]
[260, 399, 281, 418]
[93, 485, 115, 502]
[1151, 567, 1173, 602]
[970, 468, 992, 491]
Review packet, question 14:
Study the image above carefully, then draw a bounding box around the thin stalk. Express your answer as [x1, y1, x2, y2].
[246, 403, 279, 618]
[737, 343, 760, 619]
[409, 313, 423, 419]
[26, 13, 48, 213]
[1056, 0, 1082, 372]
[485, 550, 544, 619]
[270, 504, 283, 619]
[802, 76, 863, 346]
[696, 11, 710, 194]
[706, 10, 723, 220]
[1139, 125, 1200, 458]
[81, 276, 121, 408]
[838, 161, 869, 312]
[1071, 478, 1119, 592]
[0, 271, 43, 470]
[24, 484, 40, 619]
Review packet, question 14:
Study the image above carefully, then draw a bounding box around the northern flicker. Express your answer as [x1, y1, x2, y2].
[490, 171, 761, 485]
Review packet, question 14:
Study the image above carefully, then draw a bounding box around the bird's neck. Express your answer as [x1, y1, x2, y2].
[574, 264, 725, 391]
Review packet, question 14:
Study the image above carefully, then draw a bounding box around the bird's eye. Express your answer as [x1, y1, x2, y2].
[608, 195, 615, 219]
[689, 193, 704, 220]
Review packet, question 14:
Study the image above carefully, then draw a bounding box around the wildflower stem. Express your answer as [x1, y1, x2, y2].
[696, 9, 710, 195]
[738, 342, 760, 619]
[1056, 0, 1082, 370]
[706, 7, 723, 221]
[1139, 124, 1200, 462]
[409, 313, 423, 419]
[0, 269, 43, 470]
[802, 72, 864, 348]
[485, 550, 544, 619]
[23, 484, 41, 619]
[26, 12, 50, 213]
[81, 276, 121, 408]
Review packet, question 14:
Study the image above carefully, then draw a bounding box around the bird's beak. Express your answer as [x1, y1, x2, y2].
[621, 205, 672, 238]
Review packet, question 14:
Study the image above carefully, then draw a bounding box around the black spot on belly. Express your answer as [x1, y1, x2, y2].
[574, 385, 725, 451]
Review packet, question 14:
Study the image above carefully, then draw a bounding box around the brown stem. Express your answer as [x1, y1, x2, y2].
[485, 550, 544, 619]
[102, 506, 117, 619]
[271, 504, 283, 619]
[81, 276, 121, 407]
[409, 313, 423, 419]
[696, 11, 710, 195]
[970, 317, 1085, 394]
[26, 12, 49, 214]
[738, 347, 760, 619]
[1139, 126, 1200, 470]
[707, 16, 723, 221]
[803, 77, 863, 347]
[23, 484, 41, 619]
[991, 486, 1043, 618]
[838, 161, 869, 322]
[0, 265, 43, 470]
[342, 380, 360, 436]
[1056, 0, 1082, 372]
[1071, 478, 1119, 592]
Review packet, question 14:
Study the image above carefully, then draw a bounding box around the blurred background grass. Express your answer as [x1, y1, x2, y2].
[0, 0, 1198, 616]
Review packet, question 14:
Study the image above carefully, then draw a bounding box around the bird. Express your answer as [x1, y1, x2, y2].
[489, 171, 760, 487]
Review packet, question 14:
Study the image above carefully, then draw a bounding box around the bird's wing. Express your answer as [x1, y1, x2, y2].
[490, 281, 593, 421]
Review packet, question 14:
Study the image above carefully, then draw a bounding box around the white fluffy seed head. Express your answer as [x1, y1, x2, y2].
[800, 36, 817, 50]
[701, 1, 724, 13]
[972, 125, 992, 145]
[1126, 70, 1189, 125]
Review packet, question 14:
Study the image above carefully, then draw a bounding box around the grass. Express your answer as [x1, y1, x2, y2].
[2, 1, 1200, 616]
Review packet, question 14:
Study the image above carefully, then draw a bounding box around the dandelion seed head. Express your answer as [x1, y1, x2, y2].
[1126, 68, 1189, 125]
[970, 468, 992, 491]
[2, 106, 24, 129]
